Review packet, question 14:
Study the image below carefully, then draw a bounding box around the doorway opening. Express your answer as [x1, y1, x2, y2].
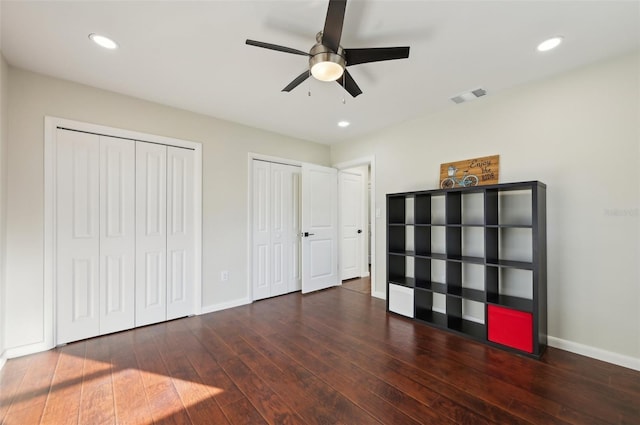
[335, 157, 378, 298]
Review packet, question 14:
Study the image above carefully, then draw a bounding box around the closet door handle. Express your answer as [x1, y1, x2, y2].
[357, 229, 363, 234]
[302, 232, 315, 237]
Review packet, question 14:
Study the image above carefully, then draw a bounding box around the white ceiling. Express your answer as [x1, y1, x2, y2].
[1, 1, 639, 145]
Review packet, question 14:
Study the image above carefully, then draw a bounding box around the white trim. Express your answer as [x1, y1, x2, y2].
[5, 340, 52, 359]
[51, 117, 200, 150]
[246, 155, 253, 302]
[43, 117, 56, 350]
[333, 156, 377, 298]
[333, 156, 376, 172]
[200, 297, 251, 315]
[548, 336, 640, 371]
[44, 116, 202, 352]
[372, 290, 386, 300]
[0, 354, 6, 370]
[249, 153, 304, 167]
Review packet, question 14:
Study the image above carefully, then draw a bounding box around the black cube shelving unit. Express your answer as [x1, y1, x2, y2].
[386, 181, 547, 358]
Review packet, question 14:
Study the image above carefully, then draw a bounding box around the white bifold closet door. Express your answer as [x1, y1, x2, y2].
[252, 160, 301, 301]
[135, 142, 167, 326]
[99, 136, 136, 334]
[56, 130, 195, 344]
[135, 142, 194, 326]
[166, 146, 195, 320]
[57, 131, 135, 344]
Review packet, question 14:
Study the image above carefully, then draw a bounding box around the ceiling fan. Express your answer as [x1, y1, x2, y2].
[246, 0, 410, 97]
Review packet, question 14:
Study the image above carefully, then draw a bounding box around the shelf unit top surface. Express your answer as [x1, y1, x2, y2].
[386, 180, 546, 198]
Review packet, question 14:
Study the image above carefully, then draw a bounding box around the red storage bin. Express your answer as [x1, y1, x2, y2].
[488, 305, 533, 353]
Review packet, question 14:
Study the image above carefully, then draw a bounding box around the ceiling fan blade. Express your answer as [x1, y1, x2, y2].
[246, 39, 310, 57]
[322, 0, 347, 53]
[344, 47, 410, 66]
[338, 69, 362, 98]
[282, 70, 310, 92]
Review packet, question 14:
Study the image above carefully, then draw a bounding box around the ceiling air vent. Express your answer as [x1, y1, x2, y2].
[451, 87, 487, 104]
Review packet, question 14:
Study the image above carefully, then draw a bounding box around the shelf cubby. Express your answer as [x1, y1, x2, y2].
[387, 195, 406, 224]
[387, 181, 546, 358]
[415, 226, 431, 256]
[431, 195, 446, 225]
[462, 192, 485, 225]
[388, 225, 406, 254]
[445, 192, 462, 225]
[415, 194, 431, 225]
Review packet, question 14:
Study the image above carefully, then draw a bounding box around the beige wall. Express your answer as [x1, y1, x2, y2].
[332, 51, 640, 363]
[0, 52, 8, 359]
[4, 67, 330, 351]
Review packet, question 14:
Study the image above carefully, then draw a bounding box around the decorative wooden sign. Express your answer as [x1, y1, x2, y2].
[439, 155, 499, 189]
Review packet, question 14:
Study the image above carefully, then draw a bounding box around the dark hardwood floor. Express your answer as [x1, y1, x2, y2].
[341, 273, 371, 295]
[1, 286, 638, 424]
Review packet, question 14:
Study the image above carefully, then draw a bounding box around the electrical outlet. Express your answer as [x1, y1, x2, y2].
[221, 270, 229, 282]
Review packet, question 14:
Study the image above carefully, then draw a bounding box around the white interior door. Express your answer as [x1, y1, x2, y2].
[301, 163, 339, 294]
[274, 163, 302, 295]
[99, 136, 135, 335]
[252, 160, 301, 301]
[166, 147, 195, 320]
[56, 129, 100, 344]
[339, 170, 364, 280]
[135, 141, 167, 326]
[270, 163, 292, 298]
[252, 160, 271, 301]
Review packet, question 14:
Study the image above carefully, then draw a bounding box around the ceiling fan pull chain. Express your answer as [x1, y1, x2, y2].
[308, 69, 312, 97]
[342, 74, 346, 104]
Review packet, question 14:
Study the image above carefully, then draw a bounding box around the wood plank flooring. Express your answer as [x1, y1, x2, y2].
[341, 274, 371, 295]
[1, 286, 638, 425]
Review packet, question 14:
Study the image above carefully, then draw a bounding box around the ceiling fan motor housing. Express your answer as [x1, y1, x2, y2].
[309, 43, 346, 81]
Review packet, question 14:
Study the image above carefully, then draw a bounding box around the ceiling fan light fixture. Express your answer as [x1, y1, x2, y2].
[310, 52, 345, 82]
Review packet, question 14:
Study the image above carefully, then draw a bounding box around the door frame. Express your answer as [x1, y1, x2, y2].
[333, 156, 380, 299]
[43, 116, 202, 351]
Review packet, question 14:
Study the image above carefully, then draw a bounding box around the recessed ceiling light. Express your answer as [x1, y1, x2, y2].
[537, 36, 563, 52]
[89, 33, 118, 50]
[338, 121, 350, 128]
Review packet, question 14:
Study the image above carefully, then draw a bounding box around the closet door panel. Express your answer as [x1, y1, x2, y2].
[288, 168, 302, 292]
[252, 161, 301, 300]
[135, 142, 167, 326]
[252, 160, 271, 301]
[56, 129, 100, 344]
[99, 136, 135, 335]
[270, 164, 289, 298]
[166, 147, 195, 320]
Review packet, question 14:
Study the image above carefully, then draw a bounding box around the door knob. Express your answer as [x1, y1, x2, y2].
[357, 229, 363, 234]
[302, 232, 315, 237]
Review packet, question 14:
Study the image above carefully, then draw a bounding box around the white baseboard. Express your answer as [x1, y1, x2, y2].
[200, 297, 252, 315]
[0, 352, 6, 370]
[372, 290, 386, 300]
[547, 336, 640, 371]
[5, 340, 52, 359]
